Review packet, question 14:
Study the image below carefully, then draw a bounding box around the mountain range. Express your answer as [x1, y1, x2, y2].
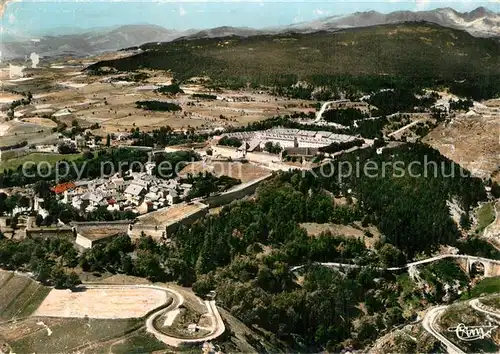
[290, 6, 500, 37]
[1, 6, 498, 60]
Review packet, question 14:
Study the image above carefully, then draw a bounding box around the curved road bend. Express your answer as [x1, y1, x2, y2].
[315, 101, 336, 122]
[423, 298, 500, 354]
[82, 283, 225, 347]
[470, 298, 500, 320]
[422, 306, 466, 354]
[146, 300, 225, 347]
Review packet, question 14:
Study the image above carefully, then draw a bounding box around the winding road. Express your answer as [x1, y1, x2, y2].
[83, 283, 225, 348]
[470, 299, 500, 320]
[146, 298, 225, 347]
[422, 297, 500, 354]
[291, 254, 500, 272]
[422, 306, 466, 354]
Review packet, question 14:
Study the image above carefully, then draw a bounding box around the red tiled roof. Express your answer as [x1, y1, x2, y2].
[51, 182, 76, 194]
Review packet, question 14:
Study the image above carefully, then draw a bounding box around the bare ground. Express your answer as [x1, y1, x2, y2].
[34, 287, 169, 319]
[424, 104, 500, 180]
[178, 160, 272, 183]
[300, 222, 381, 249]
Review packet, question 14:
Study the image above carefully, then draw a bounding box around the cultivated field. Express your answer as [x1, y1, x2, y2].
[1, 63, 315, 138]
[0, 120, 55, 148]
[21, 117, 58, 127]
[0, 152, 82, 172]
[34, 286, 169, 319]
[0, 92, 24, 104]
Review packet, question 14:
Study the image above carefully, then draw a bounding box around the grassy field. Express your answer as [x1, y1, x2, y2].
[1, 283, 51, 320]
[0, 271, 50, 321]
[105, 330, 168, 354]
[481, 296, 500, 310]
[0, 275, 33, 319]
[8, 317, 142, 353]
[462, 276, 500, 299]
[0, 152, 83, 172]
[470, 277, 500, 297]
[476, 202, 495, 234]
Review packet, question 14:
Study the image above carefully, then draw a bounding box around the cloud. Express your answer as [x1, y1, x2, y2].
[313, 9, 329, 16]
[415, 0, 430, 11]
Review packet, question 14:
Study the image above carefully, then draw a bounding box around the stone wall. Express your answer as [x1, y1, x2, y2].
[25, 227, 73, 239]
[165, 205, 209, 235]
[205, 174, 273, 208]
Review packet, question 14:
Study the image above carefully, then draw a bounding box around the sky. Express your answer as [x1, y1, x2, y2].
[1, 0, 499, 38]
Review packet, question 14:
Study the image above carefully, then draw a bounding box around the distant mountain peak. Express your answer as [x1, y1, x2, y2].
[466, 6, 496, 20]
[289, 6, 500, 38]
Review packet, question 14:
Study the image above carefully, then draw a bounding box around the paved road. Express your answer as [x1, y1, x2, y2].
[314, 101, 337, 122]
[422, 306, 466, 354]
[470, 298, 500, 320]
[146, 299, 225, 347]
[144, 290, 225, 347]
[422, 298, 500, 354]
[291, 254, 500, 272]
[387, 119, 426, 137]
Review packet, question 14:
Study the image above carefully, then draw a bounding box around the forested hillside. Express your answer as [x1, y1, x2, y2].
[87, 23, 500, 99]
[0, 142, 489, 351]
[317, 144, 486, 256]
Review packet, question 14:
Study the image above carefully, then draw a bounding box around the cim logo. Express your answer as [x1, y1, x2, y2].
[448, 323, 498, 341]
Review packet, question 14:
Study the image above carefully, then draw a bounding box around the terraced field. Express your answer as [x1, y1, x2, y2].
[0, 271, 50, 321]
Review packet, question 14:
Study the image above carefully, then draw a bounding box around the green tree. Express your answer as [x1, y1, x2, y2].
[491, 182, 500, 198]
[50, 267, 68, 289]
[35, 214, 44, 227]
[134, 251, 163, 281]
[378, 243, 405, 267]
[64, 272, 81, 288]
[192, 274, 215, 297]
[460, 213, 471, 230]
